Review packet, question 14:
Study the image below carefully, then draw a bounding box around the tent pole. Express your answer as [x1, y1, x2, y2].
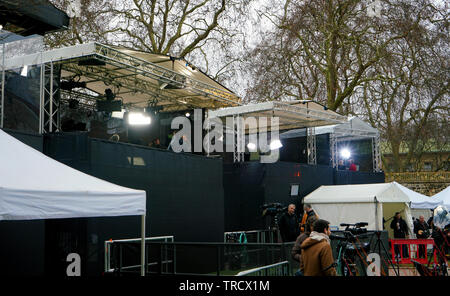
[141, 214, 146, 276]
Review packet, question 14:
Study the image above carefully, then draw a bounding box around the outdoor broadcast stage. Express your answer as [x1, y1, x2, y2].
[0, 130, 384, 276]
[1, 38, 384, 276]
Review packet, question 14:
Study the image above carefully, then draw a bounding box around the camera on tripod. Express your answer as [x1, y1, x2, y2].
[261, 203, 286, 217]
[261, 203, 287, 231]
[330, 222, 371, 255]
[340, 222, 369, 236]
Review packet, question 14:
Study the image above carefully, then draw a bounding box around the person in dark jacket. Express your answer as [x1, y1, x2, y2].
[390, 212, 410, 258]
[291, 232, 309, 275]
[414, 215, 430, 258]
[278, 204, 300, 242]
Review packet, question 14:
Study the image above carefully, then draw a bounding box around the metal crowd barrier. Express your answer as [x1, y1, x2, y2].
[236, 261, 290, 276]
[105, 240, 295, 276]
[224, 229, 280, 244]
[104, 236, 174, 273]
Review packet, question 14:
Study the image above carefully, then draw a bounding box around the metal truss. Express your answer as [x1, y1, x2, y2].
[372, 133, 382, 172]
[85, 43, 238, 105]
[272, 102, 345, 124]
[209, 101, 346, 126]
[0, 44, 4, 129]
[39, 62, 60, 133]
[233, 115, 245, 163]
[60, 89, 98, 111]
[307, 127, 317, 165]
[329, 133, 338, 170]
[3, 42, 240, 112]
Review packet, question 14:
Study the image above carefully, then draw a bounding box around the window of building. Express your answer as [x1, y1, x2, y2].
[423, 162, 432, 171]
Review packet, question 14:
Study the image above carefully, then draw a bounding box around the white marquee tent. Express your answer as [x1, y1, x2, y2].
[0, 129, 147, 275]
[396, 182, 442, 223]
[398, 183, 442, 209]
[303, 182, 417, 237]
[432, 186, 450, 208]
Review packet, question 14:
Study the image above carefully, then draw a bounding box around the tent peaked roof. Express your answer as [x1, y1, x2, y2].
[432, 186, 450, 208]
[0, 129, 146, 220]
[304, 182, 411, 204]
[394, 182, 441, 209]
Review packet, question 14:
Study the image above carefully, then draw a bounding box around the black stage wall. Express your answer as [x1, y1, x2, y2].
[223, 161, 385, 232]
[0, 130, 45, 276]
[0, 130, 384, 275]
[43, 132, 225, 275]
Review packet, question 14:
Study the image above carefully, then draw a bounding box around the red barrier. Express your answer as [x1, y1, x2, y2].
[389, 239, 437, 265]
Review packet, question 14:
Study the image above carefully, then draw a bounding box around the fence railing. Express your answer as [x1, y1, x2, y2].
[105, 240, 295, 276]
[104, 236, 174, 273]
[224, 230, 280, 244]
[236, 261, 290, 276]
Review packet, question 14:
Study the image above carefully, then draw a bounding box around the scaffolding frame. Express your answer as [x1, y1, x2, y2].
[1, 42, 241, 133]
[208, 101, 347, 163]
[328, 127, 382, 172]
[307, 127, 317, 165]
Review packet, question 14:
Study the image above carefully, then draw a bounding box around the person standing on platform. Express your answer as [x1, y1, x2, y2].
[278, 204, 300, 242]
[414, 215, 430, 258]
[390, 212, 410, 259]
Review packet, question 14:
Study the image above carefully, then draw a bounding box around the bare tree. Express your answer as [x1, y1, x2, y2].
[246, 0, 428, 111]
[245, 0, 449, 172]
[46, 0, 114, 48]
[47, 0, 253, 87]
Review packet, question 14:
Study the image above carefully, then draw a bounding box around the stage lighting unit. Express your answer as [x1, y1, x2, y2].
[270, 139, 283, 150]
[97, 99, 122, 112]
[340, 148, 351, 159]
[247, 142, 257, 151]
[127, 112, 151, 125]
[104, 88, 116, 101]
[68, 99, 79, 109]
[60, 79, 87, 91]
[97, 89, 122, 112]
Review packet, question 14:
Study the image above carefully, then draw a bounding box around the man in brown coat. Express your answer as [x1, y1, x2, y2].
[300, 219, 336, 276]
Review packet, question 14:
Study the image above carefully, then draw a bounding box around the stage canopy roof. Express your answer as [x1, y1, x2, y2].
[2, 42, 240, 112]
[0, 129, 146, 220]
[207, 100, 347, 133]
[0, 0, 69, 36]
[280, 116, 379, 141]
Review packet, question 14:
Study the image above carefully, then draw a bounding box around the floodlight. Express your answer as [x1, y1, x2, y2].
[340, 148, 351, 159]
[20, 65, 28, 77]
[247, 142, 257, 151]
[128, 112, 151, 125]
[270, 139, 283, 150]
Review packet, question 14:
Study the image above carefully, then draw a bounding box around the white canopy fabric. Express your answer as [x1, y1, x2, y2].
[304, 183, 410, 204]
[280, 116, 379, 141]
[304, 182, 414, 233]
[0, 129, 146, 220]
[432, 186, 450, 208]
[395, 182, 442, 209]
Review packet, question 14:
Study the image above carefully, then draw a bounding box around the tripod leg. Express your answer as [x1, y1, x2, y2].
[374, 237, 399, 276]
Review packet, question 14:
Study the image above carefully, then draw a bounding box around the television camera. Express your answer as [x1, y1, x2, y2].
[261, 203, 287, 230]
[330, 222, 372, 276]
